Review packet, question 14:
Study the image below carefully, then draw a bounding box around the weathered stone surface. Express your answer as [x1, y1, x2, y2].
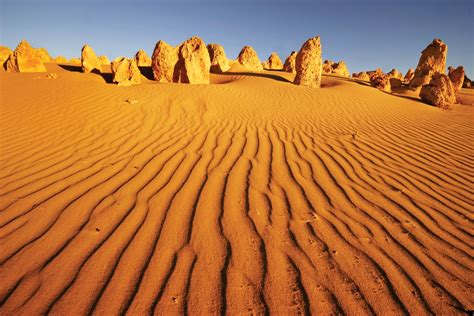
[420, 73, 456, 108]
[35, 48, 51, 63]
[410, 39, 447, 89]
[283, 51, 297, 73]
[81, 44, 102, 73]
[0, 46, 12, 67]
[390, 78, 402, 88]
[352, 71, 370, 81]
[53, 56, 68, 63]
[322, 59, 349, 77]
[151, 36, 210, 84]
[263, 52, 283, 70]
[370, 71, 391, 92]
[237, 46, 263, 71]
[5, 40, 47, 72]
[447, 66, 465, 93]
[135, 50, 151, 66]
[98, 55, 110, 65]
[175, 36, 210, 84]
[207, 43, 230, 73]
[388, 68, 403, 80]
[151, 40, 178, 83]
[294, 36, 322, 88]
[69, 58, 81, 64]
[111, 57, 142, 86]
[404, 68, 415, 82]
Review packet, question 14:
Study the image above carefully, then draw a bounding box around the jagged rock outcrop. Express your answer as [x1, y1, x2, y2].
[283, 51, 297, 73]
[404, 68, 415, 82]
[111, 57, 142, 86]
[263, 52, 283, 70]
[35, 48, 51, 63]
[98, 55, 110, 65]
[0, 46, 12, 66]
[420, 73, 456, 108]
[135, 50, 151, 66]
[447, 66, 465, 93]
[410, 39, 447, 89]
[69, 57, 81, 64]
[352, 71, 370, 81]
[152, 40, 178, 82]
[53, 56, 68, 63]
[151, 36, 210, 84]
[207, 43, 230, 73]
[388, 68, 403, 80]
[81, 44, 101, 73]
[322, 59, 349, 77]
[5, 40, 47, 72]
[237, 46, 263, 71]
[294, 36, 322, 88]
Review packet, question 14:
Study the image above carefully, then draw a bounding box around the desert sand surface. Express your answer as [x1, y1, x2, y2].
[0, 63, 473, 315]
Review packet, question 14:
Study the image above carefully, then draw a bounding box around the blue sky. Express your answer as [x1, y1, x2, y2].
[1, 0, 473, 75]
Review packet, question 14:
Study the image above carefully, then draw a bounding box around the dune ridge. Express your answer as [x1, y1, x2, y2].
[0, 65, 473, 315]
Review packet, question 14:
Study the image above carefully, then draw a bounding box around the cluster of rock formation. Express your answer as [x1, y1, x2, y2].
[283, 51, 297, 73]
[207, 43, 230, 73]
[3, 37, 471, 97]
[135, 50, 151, 66]
[151, 36, 210, 84]
[4, 40, 47, 72]
[409, 39, 465, 108]
[262, 52, 283, 70]
[237, 46, 263, 71]
[323, 60, 350, 77]
[111, 57, 142, 86]
[81, 44, 102, 73]
[293, 36, 322, 88]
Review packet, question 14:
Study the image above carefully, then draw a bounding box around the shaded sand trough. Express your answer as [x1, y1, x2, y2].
[0, 63, 473, 315]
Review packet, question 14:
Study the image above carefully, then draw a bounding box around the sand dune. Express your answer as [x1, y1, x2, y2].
[0, 64, 473, 315]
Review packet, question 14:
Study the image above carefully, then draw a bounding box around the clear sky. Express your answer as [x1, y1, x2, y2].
[1, 0, 473, 75]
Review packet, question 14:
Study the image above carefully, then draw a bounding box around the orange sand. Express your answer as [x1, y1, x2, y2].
[0, 63, 473, 315]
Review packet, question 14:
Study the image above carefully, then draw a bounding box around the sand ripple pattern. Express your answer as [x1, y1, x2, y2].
[0, 74, 473, 315]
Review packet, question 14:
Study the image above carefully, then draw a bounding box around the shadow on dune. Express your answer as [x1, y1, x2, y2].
[58, 64, 113, 83]
[219, 71, 292, 83]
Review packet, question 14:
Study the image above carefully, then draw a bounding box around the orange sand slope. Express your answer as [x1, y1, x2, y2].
[0, 64, 473, 315]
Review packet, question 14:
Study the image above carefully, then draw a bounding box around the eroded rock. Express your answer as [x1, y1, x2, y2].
[410, 39, 447, 89]
[207, 43, 230, 73]
[294, 36, 322, 88]
[237, 46, 263, 71]
[5, 40, 47, 72]
[420, 73, 456, 108]
[81, 44, 102, 73]
[111, 57, 142, 86]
